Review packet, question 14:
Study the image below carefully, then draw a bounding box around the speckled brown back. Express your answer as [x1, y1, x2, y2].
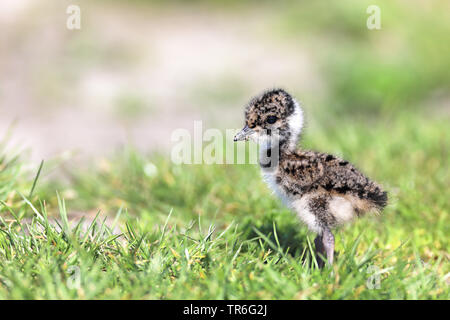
[277, 150, 388, 211]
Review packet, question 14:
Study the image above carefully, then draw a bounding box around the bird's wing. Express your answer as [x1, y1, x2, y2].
[279, 151, 370, 195]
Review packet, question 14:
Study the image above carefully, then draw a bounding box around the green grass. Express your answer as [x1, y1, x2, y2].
[0, 110, 448, 299]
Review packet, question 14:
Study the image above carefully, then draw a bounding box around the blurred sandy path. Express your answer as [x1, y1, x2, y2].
[0, 1, 322, 162]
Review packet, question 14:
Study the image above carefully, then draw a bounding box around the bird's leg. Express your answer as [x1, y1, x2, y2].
[314, 235, 325, 268]
[321, 227, 335, 266]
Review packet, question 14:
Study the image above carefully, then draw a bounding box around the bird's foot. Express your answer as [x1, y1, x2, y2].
[314, 228, 335, 269]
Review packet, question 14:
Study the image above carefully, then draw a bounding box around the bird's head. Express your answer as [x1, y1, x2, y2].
[234, 88, 304, 150]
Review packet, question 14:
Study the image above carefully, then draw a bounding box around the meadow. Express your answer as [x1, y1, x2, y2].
[1, 108, 448, 299]
[0, 0, 448, 299]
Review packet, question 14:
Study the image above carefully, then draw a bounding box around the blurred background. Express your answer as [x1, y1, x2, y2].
[1, 0, 448, 162]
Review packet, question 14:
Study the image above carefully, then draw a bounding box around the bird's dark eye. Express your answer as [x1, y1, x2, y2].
[266, 116, 277, 124]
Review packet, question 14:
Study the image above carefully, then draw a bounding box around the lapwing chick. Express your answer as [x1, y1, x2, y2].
[234, 89, 387, 267]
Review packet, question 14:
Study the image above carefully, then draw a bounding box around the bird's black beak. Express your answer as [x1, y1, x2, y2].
[234, 125, 253, 141]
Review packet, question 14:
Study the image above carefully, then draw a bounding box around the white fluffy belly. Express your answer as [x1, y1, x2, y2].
[291, 196, 322, 234]
[328, 196, 355, 224]
[261, 169, 291, 207]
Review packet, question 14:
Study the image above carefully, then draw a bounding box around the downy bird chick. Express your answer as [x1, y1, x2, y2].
[234, 88, 387, 267]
